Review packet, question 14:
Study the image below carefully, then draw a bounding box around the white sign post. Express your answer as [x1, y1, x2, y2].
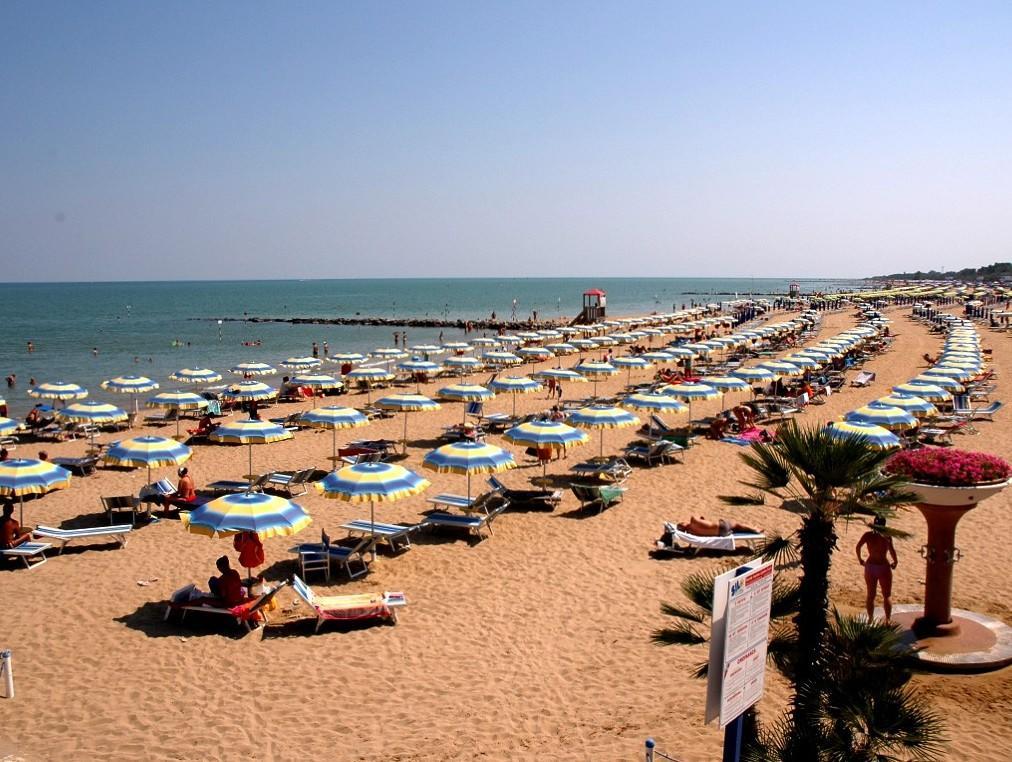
[705, 558, 775, 761]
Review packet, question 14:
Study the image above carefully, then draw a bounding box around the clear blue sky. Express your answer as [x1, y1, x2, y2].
[2, 1, 1010, 281]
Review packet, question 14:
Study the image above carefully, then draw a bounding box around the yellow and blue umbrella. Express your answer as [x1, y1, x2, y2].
[534, 368, 587, 383]
[910, 374, 964, 392]
[573, 361, 618, 397]
[469, 337, 500, 348]
[437, 384, 495, 425]
[871, 395, 937, 419]
[329, 352, 366, 364]
[489, 375, 542, 416]
[780, 355, 819, 370]
[758, 360, 804, 377]
[300, 405, 369, 462]
[517, 346, 553, 362]
[504, 419, 589, 480]
[641, 351, 676, 363]
[290, 373, 344, 407]
[282, 356, 322, 370]
[0, 417, 19, 437]
[397, 360, 442, 391]
[344, 367, 395, 403]
[146, 390, 209, 437]
[230, 362, 277, 376]
[546, 342, 577, 355]
[181, 491, 312, 539]
[825, 420, 901, 450]
[221, 381, 279, 402]
[793, 349, 832, 362]
[612, 356, 654, 386]
[103, 435, 192, 488]
[316, 461, 430, 552]
[376, 393, 440, 448]
[845, 405, 918, 432]
[483, 351, 523, 366]
[0, 458, 72, 523]
[210, 419, 293, 484]
[444, 356, 483, 376]
[101, 375, 159, 394]
[621, 393, 687, 437]
[894, 382, 952, 402]
[170, 368, 221, 384]
[442, 341, 471, 351]
[57, 401, 129, 448]
[567, 405, 640, 457]
[423, 440, 516, 499]
[662, 382, 721, 430]
[922, 366, 974, 383]
[27, 381, 88, 402]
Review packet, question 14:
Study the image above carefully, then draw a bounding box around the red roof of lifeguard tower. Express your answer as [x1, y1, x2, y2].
[584, 288, 606, 296]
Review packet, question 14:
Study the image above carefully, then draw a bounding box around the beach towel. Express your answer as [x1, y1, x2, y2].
[313, 592, 392, 621]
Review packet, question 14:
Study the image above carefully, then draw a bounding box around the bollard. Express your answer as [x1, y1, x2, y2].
[1, 650, 13, 699]
[645, 737, 655, 762]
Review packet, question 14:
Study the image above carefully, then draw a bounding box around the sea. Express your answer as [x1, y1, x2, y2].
[0, 277, 864, 416]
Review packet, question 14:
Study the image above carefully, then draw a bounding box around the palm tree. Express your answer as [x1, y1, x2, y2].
[720, 422, 916, 761]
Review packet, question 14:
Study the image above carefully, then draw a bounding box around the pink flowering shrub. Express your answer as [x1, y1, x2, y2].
[885, 448, 1011, 487]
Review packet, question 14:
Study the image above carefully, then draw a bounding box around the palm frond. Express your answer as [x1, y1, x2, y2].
[720, 492, 767, 506]
[760, 534, 800, 567]
[651, 622, 706, 647]
[659, 601, 705, 624]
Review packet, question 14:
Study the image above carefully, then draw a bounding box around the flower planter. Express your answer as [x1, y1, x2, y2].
[907, 480, 1011, 507]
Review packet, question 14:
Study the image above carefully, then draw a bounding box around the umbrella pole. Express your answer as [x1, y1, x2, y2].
[403, 412, 409, 452]
[370, 500, 377, 561]
[175, 415, 181, 440]
[248, 444, 254, 488]
[467, 471, 471, 501]
[512, 393, 517, 418]
[600, 432, 605, 458]
[19, 494, 24, 526]
[332, 427, 337, 465]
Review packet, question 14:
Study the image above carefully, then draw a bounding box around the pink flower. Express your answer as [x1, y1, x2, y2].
[885, 448, 1011, 487]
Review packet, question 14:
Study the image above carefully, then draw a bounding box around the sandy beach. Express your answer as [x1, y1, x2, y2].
[1, 304, 1009, 762]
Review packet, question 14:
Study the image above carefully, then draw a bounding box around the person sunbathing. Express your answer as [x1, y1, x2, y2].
[676, 515, 762, 537]
[1, 502, 33, 550]
[187, 414, 218, 437]
[162, 467, 198, 515]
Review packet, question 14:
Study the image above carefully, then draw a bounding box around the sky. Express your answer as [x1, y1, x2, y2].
[2, 1, 1011, 282]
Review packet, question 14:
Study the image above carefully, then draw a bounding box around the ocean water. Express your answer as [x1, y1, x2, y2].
[0, 277, 862, 416]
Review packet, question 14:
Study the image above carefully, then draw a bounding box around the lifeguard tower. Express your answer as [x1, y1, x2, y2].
[788, 282, 801, 298]
[575, 288, 607, 324]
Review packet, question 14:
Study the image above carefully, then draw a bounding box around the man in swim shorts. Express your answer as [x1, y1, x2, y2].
[856, 516, 898, 623]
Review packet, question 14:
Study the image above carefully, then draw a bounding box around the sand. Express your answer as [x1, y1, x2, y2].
[1, 305, 1010, 761]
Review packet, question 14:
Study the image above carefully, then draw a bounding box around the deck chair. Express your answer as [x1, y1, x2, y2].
[850, 371, 875, 387]
[164, 581, 288, 634]
[623, 439, 683, 466]
[288, 532, 374, 580]
[637, 414, 678, 440]
[265, 468, 316, 496]
[34, 524, 132, 554]
[423, 511, 495, 540]
[569, 482, 628, 514]
[339, 520, 418, 553]
[953, 401, 1003, 421]
[656, 522, 765, 556]
[204, 473, 270, 494]
[290, 574, 405, 632]
[1, 542, 51, 569]
[486, 476, 563, 508]
[101, 495, 144, 525]
[51, 455, 99, 476]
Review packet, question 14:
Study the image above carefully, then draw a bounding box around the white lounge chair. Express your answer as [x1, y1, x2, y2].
[265, 468, 316, 496]
[426, 493, 475, 511]
[339, 520, 418, 553]
[656, 522, 765, 556]
[424, 512, 495, 540]
[1, 541, 51, 569]
[291, 574, 405, 632]
[850, 371, 875, 388]
[34, 524, 132, 554]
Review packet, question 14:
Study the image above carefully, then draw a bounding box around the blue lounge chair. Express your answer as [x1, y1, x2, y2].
[424, 512, 494, 540]
[339, 520, 418, 552]
[34, 524, 133, 554]
[1, 541, 51, 569]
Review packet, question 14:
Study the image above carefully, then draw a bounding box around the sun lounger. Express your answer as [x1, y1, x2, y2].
[953, 401, 1003, 421]
[850, 371, 875, 388]
[426, 493, 475, 511]
[101, 495, 146, 525]
[291, 574, 405, 632]
[164, 581, 288, 634]
[288, 534, 375, 581]
[423, 511, 495, 540]
[1, 542, 51, 569]
[339, 520, 418, 553]
[570, 457, 632, 482]
[486, 476, 562, 508]
[204, 473, 270, 494]
[655, 522, 765, 556]
[51, 455, 99, 476]
[623, 439, 683, 466]
[33, 524, 132, 553]
[143, 409, 177, 426]
[265, 468, 316, 496]
[637, 414, 679, 440]
[569, 482, 627, 513]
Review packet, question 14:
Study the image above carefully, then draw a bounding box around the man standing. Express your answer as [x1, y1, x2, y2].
[856, 516, 898, 623]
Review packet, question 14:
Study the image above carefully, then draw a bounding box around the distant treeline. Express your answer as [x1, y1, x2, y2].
[872, 262, 1012, 281]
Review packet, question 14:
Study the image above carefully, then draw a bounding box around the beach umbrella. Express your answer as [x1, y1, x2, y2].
[567, 405, 639, 457]
[498, 335, 524, 344]
[230, 362, 277, 377]
[289, 373, 344, 407]
[937, 358, 981, 371]
[100, 374, 159, 420]
[469, 337, 500, 348]
[483, 351, 523, 366]
[442, 342, 471, 352]
[844, 405, 918, 432]
[793, 349, 832, 362]
[344, 368, 395, 403]
[489, 375, 543, 417]
[757, 360, 804, 378]
[181, 492, 312, 582]
[516, 346, 554, 370]
[170, 368, 221, 384]
[922, 366, 974, 383]
[444, 356, 483, 376]
[537, 329, 563, 339]
[503, 420, 589, 481]
[56, 401, 129, 450]
[665, 346, 698, 360]
[662, 382, 721, 430]
[316, 462, 429, 555]
[534, 368, 586, 382]
[0, 417, 19, 438]
[329, 352, 367, 365]
[546, 342, 577, 355]
[641, 351, 676, 363]
[620, 392, 688, 437]
[146, 390, 209, 438]
[181, 492, 312, 539]
[0, 458, 72, 524]
[825, 421, 901, 450]
[871, 395, 937, 419]
[573, 361, 618, 397]
[300, 405, 369, 463]
[612, 356, 654, 386]
[410, 344, 445, 356]
[910, 373, 965, 392]
[780, 355, 819, 369]
[372, 348, 407, 371]
[569, 338, 599, 355]
[396, 360, 442, 391]
[423, 441, 516, 500]
[222, 381, 279, 403]
[376, 393, 440, 449]
[730, 367, 776, 390]
[27, 381, 88, 404]
[699, 375, 751, 410]
[437, 384, 495, 425]
[103, 435, 192, 495]
[210, 419, 293, 486]
[895, 382, 953, 402]
[282, 357, 322, 370]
